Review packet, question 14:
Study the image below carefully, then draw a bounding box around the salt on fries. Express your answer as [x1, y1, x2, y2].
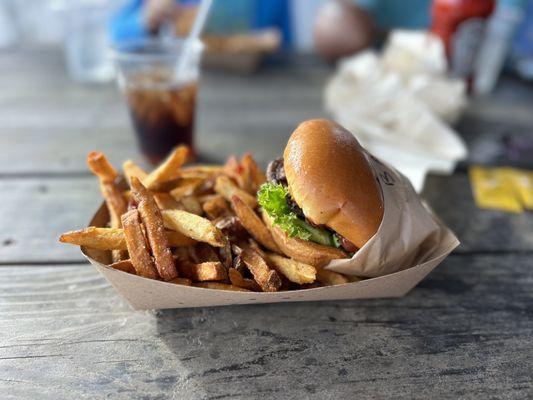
[60, 147, 360, 292]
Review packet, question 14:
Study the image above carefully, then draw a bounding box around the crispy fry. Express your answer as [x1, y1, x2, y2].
[59, 227, 193, 249]
[231, 195, 279, 252]
[87, 152, 128, 261]
[144, 146, 188, 189]
[121, 210, 159, 279]
[266, 253, 317, 284]
[263, 211, 347, 267]
[130, 177, 177, 281]
[241, 153, 266, 189]
[162, 209, 226, 247]
[228, 268, 261, 291]
[192, 243, 220, 262]
[181, 165, 224, 175]
[168, 277, 192, 286]
[241, 247, 281, 292]
[169, 177, 204, 199]
[193, 282, 250, 292]
[166, 230, 197, 247]
[59, 227, 126, 250]
[316, 269, 350, 286]
[109, 259, 136, 275]
[122, 159, 148, 184]
[203, 195, 229, 219]
[178, 261, 228, 281]
[179, 195, 203, 215]
[219, 241, 233, 269]
[87, 151, 118, 182]
[215, 175, 257, 209]
[153, 192, 183, 210]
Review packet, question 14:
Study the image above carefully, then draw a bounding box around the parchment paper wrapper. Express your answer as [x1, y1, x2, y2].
[82, 156, 459, 310]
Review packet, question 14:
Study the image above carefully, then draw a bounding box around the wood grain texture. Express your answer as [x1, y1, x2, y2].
[1, 50, 532, 174]
[422, 174, 533, 253]
[0, 254, 531, 399]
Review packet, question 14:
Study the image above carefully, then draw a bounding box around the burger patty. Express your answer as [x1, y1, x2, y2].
[266, 158, 357, 253]
[266, 157, 287, 185]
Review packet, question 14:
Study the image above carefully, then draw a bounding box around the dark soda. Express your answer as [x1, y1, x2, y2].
[125, 81, 197, 165]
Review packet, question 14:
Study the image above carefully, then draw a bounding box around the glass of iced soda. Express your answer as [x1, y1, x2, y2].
[113, 39, 203, 164]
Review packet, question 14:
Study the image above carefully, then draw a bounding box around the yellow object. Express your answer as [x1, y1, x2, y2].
[469, 166, 523, 213]
[507, 168, 533, 210]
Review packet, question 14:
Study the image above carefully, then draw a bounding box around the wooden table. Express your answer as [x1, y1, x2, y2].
[1, 48, 532, 399]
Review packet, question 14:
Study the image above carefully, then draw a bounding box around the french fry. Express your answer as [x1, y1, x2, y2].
[59, 227, 126, 250]
[87, 151, 118, 182]
[162, 209, 226, 247]
[59, 227, 194, 249]
[130, 177, 178, 281]
[179, 195, 203, 215]
[203, 195, 229, 219]
[218, 241, 233, 269]
[231, 195, 279, 252]
[241, 153, 266, 190]
[316, 269, 350, 286]
[166, 230, 197, 247]
[168, 277, 192, 286]
[215, 175, 257, 209]
[109, 259, 136, 275]
[241, 247, 281, 292]
[87, 152, 128, 261]
[263, 211, 347, 267]
[169, 177, 204, 199]
[266, 253, 317, 284]
[122, 159, 148, 184]
[181, 165, 224, 176]
[144, 146, 188, 189]
[178, 261, 227, 281]
[192, 243, 220, 262]
[228, 268, 261, 291]
[121, 210, 159, 279]
[173, 247, 190, 262]
[154, 192, 183, 210]
[193, 282, 250, 292]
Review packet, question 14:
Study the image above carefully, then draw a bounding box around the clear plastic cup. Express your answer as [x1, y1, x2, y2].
[113, 38, 203, 164]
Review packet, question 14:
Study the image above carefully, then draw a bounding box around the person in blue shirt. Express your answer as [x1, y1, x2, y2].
[110, 0, 291, 47]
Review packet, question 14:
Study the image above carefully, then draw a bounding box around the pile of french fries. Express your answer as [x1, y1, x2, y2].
[60, 146, 359, 292]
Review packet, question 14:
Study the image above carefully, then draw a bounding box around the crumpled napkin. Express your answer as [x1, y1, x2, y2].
[324, 30, 468, 191]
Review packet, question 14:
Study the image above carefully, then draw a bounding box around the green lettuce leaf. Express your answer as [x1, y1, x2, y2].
[258, 182, 339, 247]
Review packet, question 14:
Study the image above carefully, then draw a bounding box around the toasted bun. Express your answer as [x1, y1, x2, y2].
[283, 119, 383, 249]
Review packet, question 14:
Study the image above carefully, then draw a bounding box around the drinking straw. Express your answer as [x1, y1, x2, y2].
[176, 0, 213, 75]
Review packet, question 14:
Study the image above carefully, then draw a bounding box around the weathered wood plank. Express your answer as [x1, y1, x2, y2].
[0, 253, 531, 399]
[0, 178, 100, 263]
[422, 173, 533, 253]
[1, 49, 532, 174]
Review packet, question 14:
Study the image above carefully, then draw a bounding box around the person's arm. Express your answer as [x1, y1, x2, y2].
[110, 0, 181, 43]
[110, 0, 148, 43]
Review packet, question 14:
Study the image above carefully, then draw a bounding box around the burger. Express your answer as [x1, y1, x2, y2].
[258, 119, 384, 266]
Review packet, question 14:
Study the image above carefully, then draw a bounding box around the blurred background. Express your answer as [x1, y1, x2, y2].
[0, 0, 532, 211]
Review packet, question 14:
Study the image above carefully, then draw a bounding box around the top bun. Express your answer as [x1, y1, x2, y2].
[283, 119, 383, 249]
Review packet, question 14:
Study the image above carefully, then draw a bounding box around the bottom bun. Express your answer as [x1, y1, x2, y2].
[262, 212, 347, 267]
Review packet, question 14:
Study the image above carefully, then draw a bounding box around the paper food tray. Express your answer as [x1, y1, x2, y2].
[82, 155, 459, 310]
